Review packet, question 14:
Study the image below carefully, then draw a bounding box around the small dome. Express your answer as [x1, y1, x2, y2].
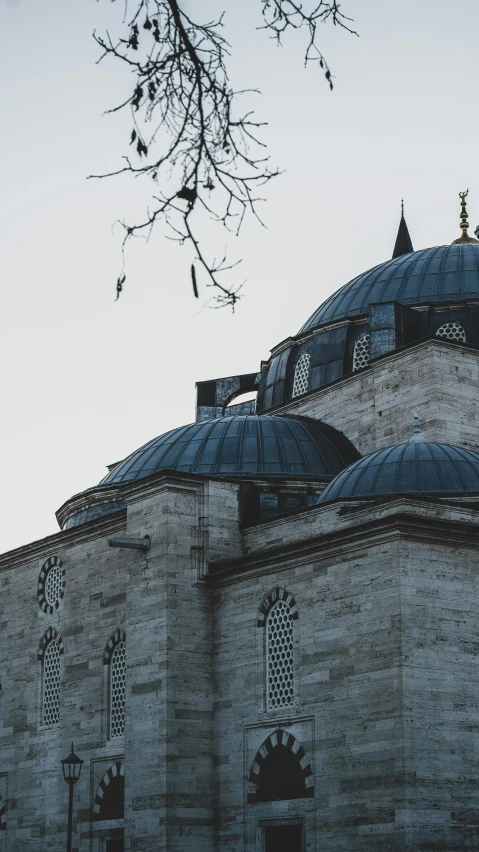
[316, 441, 479, 504]
[102, 415, 359, 484]
[299, 244, 479, 334]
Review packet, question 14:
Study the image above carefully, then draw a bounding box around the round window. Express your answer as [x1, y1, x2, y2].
[38, 556, 65, 613]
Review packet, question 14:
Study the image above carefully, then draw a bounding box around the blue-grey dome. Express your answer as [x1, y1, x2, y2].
[101, 415, 359, 484]
[299, 244, 479, 334]
[316, 441, 479, 504]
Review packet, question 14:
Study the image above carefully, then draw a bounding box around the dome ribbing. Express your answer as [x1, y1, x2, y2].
[299, 244, 479, 334]
[101, 415, 359, 483]
[316, 441, 479, 504]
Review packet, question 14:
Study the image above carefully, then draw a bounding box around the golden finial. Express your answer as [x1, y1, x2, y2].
[451, 189, 479, 244]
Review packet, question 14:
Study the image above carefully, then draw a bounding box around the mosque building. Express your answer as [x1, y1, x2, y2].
[3, 193, 479, 851]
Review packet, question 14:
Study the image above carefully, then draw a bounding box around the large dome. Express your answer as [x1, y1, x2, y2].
[316, 440, 479, 504]
[259, 242, 479, 411]
[102, 415, 359, 484]
[299, 244, 479, 334]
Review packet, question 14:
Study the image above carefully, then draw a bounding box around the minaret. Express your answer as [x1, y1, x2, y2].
[392, 200, 414, 259]
[451, 189, 479, 244]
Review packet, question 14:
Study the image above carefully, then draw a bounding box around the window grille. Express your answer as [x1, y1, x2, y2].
[292, 353, 311, 398]
[110, 641, 126, 738]
[352, 334, 370, 372]
[436, 322, 466, 342]
[266, 600, 294, 709]
[45, 565, 64, 608]
[42, 640, 61, 725]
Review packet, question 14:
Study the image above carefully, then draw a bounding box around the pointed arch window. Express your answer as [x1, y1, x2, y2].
[436, 322, 466, 343]
[38, 628, 63, 726]
[352, 334, 370, 372]
[292, 353, 311, 398]
[104, 630, 126, 739]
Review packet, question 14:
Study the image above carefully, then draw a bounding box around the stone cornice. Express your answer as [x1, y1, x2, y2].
[0, 511, 127, 573]
[207, 504, 479, 585]
[56, 468, 327, 531]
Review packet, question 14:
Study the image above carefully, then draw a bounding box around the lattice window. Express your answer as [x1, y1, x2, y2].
[292, 353, 311, 398]
[45, 565, 63, 608]
[43, 640, 61, 725]
[110, 641, 126, 738]
[436, 322, 466, 342]
[352, 334, 370, 372]
[266, 600, 294, 709]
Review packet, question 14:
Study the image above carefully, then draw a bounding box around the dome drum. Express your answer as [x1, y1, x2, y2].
[258, 244, 479, 412]
[56, 485, 126, 531]
[259, 300, 479, 412]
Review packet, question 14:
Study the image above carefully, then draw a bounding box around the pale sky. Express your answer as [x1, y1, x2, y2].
[1, 0, 478, 553]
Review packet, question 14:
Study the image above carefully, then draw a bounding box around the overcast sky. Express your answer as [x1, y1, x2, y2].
[1, 0, 478, 553]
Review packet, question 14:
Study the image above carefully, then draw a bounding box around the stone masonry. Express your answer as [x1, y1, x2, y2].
[2, 343, 479, 850]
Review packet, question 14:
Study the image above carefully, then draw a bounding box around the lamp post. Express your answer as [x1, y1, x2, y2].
[61, 744, 83, 852]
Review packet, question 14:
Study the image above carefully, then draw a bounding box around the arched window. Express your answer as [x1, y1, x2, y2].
[266, 599, 294, 710]
[104, 630, 126, 739]
[292, 353, 311, 398]
[38, 628, 63, 726]
[436, 322, 466, 342]
[352, 334, 370, 372]
[93, 762, 125, 820]
[248, 729, 314, 803]
[0, 795, 6, 830]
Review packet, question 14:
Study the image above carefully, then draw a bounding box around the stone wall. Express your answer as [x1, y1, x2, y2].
[0, 474, 242, 852]
[0, 512, 128, 852]
[213, 524, 405, 850]
[400, 537, 479, 849]
[212, 497, 479, 850]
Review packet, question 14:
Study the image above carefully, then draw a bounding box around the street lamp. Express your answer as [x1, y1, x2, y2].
[61, 743, 83, 852]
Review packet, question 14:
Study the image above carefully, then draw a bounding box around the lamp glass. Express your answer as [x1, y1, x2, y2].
[62, 744, 83, 784]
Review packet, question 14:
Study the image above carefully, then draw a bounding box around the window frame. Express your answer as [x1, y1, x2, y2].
[435, 321, 466, 343]
[103, 630, 126, 743]
[292, 353, 311, 398]
[265, 600, 295, 711]
[352, 334, 370, 372]
[109, 641, 126, 740]
[257, 588, 299, 714]
[41, 637, 62, 727]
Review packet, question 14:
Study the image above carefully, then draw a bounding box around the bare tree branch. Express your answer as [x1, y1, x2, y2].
[92, 0, 356, 306]
[260, 0, 357, 85]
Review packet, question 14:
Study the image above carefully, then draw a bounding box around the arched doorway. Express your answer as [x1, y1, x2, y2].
[248, 730, 313, 852]
[248, 729, 313, 804]
[93, 762, 125, 852]
[257, 745, 306, 801]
